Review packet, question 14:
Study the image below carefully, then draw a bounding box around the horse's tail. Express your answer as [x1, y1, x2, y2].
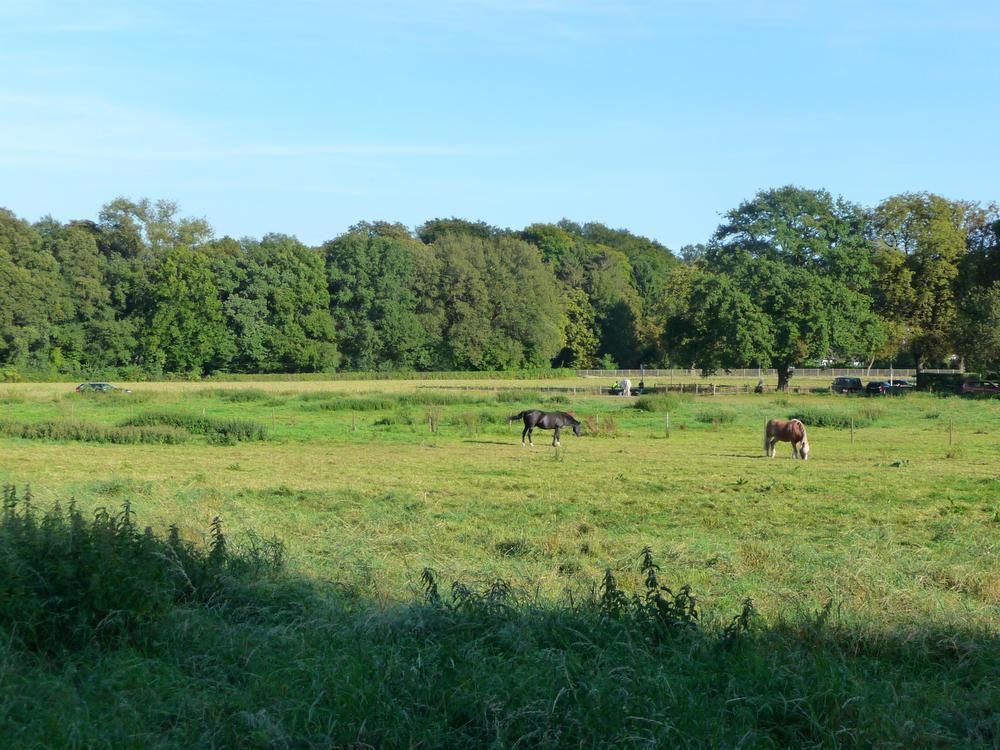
[507, 411, 526, 425]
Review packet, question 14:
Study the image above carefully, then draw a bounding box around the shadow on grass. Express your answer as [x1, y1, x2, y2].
[1, 486, 997, 749]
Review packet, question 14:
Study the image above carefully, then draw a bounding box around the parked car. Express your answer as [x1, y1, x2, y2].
[959, 380, 1000, 396]
[831, 376, 863, 393]
[75, 382, 132, 393]
[865, 379, 912, 396]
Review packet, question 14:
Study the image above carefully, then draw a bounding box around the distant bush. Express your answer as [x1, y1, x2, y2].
[307, 396, 398, 411]
[121, 412, 268, 443]
[211, 388, 271, 402]
[788, 405, 883, 429]
[634, 393, 686, 413]
[495, 389, 543, 403]
[696, 407, 736, 425]
[0, 419, 188, 444]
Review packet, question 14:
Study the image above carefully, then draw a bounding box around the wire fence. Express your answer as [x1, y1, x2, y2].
[575, 368, 926, 379]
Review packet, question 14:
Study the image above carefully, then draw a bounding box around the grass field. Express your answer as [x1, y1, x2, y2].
[1, 378, 998, 748]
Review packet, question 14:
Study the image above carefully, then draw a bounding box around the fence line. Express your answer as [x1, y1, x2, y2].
[574, 368, 925, 379]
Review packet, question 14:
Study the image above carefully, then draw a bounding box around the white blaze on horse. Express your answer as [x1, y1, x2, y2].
[764, 418, 810, 460]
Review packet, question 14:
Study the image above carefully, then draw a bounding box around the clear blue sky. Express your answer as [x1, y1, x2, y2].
[2, 0, 998, 249]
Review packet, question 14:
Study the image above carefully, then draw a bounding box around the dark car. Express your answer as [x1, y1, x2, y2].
[75, 382, 131, 393]
[960, 380, 1000, 396]
[865, 379, 912, 396]
[831, 376, 863, 393]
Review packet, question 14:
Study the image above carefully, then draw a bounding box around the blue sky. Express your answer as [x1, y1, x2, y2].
[2, 0, 998, 249]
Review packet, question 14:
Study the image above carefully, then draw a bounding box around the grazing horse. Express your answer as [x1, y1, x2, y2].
[508, 410, 582, 447]
[618, 378, 632, 396]
[764, 418, 810, 460]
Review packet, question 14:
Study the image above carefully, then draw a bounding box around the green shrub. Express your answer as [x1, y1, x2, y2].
[787, 405, 882, 429]
[0, 486, 284, 652]
[211, 388, 271, 402]
[696, 407, 736, 424]
[633, 393, 686, 412]
[120, 412, 268, 443]
[0, 419, 188, 444]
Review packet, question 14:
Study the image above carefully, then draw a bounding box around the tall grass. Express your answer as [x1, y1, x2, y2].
[0, 419, 188, 444]
[1, 493, 996, 748]
[121, 412, 269, 443]
[634, 393, 688, 412]
[0, 486, 283, 652]
[788, 403, 884, 429]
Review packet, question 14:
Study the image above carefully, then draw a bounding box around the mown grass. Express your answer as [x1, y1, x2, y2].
[0, 379, 997, 746]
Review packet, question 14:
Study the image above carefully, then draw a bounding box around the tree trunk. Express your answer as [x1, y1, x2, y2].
[912, 346, 923, 376]
[777, 363, 791, 391]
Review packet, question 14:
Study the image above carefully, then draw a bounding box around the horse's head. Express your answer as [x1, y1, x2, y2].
[572, 422, 582, 437]
[800, 437, 810, 460]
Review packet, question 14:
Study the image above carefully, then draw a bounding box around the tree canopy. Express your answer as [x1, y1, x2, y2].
[1, 188, 997, 380]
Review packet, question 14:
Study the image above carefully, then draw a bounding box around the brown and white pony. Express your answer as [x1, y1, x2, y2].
[764, 418, 810, 460]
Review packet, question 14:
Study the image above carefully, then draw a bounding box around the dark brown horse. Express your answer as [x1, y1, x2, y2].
[508, 410, 582, 447]
[764, 418, 810, 460]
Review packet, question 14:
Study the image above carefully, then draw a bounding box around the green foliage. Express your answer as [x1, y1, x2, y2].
[0, 419, 188, 444]
[787, 404, 883, 428]
[217, 234, 339, 373]
[668, 187, 885, 387]
[120, 412, 268, 442]
[916, 371, 972, 393]
[0, 486, 282, 652]
[2, 193, 998, 380]
[141, 246, 232, 374]
[633, 392, 686, 412]
[695, 407, 737, 424]
[871, 193, 979, 369]
[324, 227, 434, 370]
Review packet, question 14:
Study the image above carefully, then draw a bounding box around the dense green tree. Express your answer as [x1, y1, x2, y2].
[669, 187, 883, 388]
[324, 225, 434, 370]
[433, 234, 564, 370]
[222, 235, 338, 373]
[98, 198, 212, 258]
[0, 210, 70, 370]
[870, 193, 979, 371]
[417, 218, 501, 245]
[554, 286, 600, 368]
[140, 246, 232, 375]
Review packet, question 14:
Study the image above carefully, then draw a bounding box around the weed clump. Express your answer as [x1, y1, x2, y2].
[696, 407, 736, 425]
[121, 412, 268, 443]
[211, 388, 270, 402]
[0, 486, 284, 652]
[788, 405, 883, 429]
[634, 393, 686, 413]
[0, 419, 187, 444]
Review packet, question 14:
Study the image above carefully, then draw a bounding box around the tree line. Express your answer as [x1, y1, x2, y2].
[1, 189, 997, 384]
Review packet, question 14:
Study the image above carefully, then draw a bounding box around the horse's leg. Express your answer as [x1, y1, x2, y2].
[528, 426, 534, 447]
[521, 424, 528, 447]
[553, 426, 561, 447]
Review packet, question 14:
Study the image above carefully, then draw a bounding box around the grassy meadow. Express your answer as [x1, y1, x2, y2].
[1, 377, 998, 748]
